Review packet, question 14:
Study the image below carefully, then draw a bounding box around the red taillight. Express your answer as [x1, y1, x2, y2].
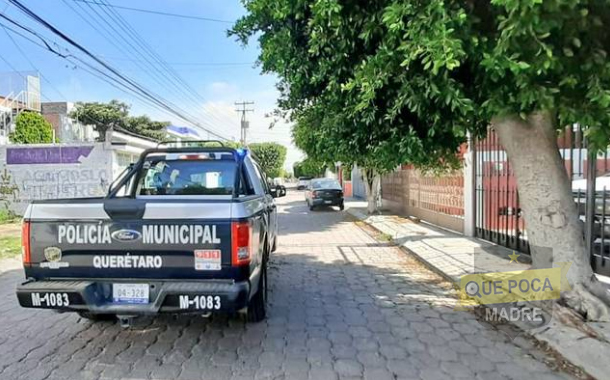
[232, 221, 251, 266]
[22, 221, 31, 266]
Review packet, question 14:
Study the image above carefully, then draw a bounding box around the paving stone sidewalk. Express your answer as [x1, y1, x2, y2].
[345, 198, 610, 380]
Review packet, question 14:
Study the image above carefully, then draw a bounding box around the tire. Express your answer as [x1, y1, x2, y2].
[339, 203, 345, 211]
[78, 312, 115, 322]
[309, 205, 315, 211]
[247, 259, 267, 323]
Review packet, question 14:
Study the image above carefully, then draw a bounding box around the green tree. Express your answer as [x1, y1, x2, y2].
[293, 157, 326, 178]
[10, 111, 53, 144]
[249, 142, 287, 178]
[70, 100, 129, 142]
[233, 0, 610, 319]
[124, 115, 169, 141]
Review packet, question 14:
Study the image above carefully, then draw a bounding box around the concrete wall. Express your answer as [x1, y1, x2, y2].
[0, 143, 113, 215]
[351, 166, 367, 199]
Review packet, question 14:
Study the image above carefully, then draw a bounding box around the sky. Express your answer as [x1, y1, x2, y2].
[0, 0, 303, 171]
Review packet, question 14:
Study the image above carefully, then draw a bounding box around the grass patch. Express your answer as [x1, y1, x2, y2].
[377, 232, 393, 242]
[0, 236, 21, 259]
[0, 208, 19, 224]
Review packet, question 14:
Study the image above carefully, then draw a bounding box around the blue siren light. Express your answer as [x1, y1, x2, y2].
[236, 148, 248, 158]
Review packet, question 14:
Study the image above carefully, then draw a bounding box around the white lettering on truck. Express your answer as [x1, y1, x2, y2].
[93, 254, 163, 268]
[58, 224, 221, 245]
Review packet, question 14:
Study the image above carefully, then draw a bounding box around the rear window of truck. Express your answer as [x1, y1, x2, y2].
[136, 159, 236, 196]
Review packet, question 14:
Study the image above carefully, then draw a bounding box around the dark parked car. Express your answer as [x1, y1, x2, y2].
[305, 178, 344, 211]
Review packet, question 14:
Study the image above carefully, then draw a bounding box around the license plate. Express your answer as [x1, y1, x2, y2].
[324, 200, 333, 204]
[112, 284, 149, 304]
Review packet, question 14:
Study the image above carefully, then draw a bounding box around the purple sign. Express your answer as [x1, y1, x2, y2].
[7, 146, 94, 165]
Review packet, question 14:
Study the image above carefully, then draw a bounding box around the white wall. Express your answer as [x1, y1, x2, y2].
[0, 143, 113, 215]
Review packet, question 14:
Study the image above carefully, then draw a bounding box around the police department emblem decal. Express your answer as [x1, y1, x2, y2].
[44, 247, 62, 262]
[41, 247, 69, 269]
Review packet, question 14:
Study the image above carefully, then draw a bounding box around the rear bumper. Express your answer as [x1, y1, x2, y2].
[16, 279, 250, 315]
[311, 198, 343, 206]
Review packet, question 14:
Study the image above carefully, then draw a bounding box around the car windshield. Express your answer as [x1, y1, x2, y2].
[311, 179, 341, 190]
[136, 159, 236, 196]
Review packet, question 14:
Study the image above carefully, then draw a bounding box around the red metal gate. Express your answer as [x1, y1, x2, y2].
[475, 125, 610, 276]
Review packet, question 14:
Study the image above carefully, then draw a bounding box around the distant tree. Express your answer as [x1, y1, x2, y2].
[293, 157, 326, 178]
[10, 111, 53, 144]
[124, 115, 168, 141]
[70, 100, 129, 142]
[249, 142, 287, 178]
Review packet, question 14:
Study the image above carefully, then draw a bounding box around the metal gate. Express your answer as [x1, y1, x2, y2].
[474, 126, 610, 276]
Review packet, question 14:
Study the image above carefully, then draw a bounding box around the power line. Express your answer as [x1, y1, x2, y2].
[2, 1, 232, 141]
[67, 0, 238, 134]
[0, 19, 199, 129]
[1, 24, 67, 101]
[99, 56, 254, 67]
[92, 0, 237, 128]
[70, 0, 233, 24]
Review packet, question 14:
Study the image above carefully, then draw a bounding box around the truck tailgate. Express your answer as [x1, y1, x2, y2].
[26, 219, 236, 280]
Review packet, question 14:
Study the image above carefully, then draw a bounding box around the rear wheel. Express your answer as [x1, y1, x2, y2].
[78, 312, 115, 322]
[339, 203, 345, 211]
[247, 259, 267, 323]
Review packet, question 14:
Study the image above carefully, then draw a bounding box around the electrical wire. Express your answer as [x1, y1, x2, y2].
[91, 0, 239, 128]
[66, 0, 238, 134]
[3, 0, 232, 140]
[71, 0, 233, 24]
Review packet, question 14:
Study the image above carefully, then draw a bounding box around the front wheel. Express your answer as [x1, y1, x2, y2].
[247, 261, 267, 323]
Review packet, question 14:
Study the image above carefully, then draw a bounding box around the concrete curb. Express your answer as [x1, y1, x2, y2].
[347, 207, 610, 380]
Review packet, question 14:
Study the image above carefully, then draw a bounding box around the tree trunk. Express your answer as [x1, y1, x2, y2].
[492, 111, 610, 321]
[362, 168, 381, 214]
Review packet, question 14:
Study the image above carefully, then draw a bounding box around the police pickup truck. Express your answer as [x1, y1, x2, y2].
[16, 142, 285, 324]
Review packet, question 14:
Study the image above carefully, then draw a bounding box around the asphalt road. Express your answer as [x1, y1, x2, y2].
[0, 191, 575, 380]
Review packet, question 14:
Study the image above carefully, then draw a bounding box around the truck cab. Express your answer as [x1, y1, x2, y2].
[16, 143, 285, 323]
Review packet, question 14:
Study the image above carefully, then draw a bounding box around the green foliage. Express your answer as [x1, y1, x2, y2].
[10, 112, 53, 144]
[249, 142, 287, 178]
[231, 0, 610, 167]
[124, 115, 169, 140]
[293, 158, 326, 178]
[71, 100, 170, 142]
[70, 100, 129, 142]
[0, 207, 18, 224]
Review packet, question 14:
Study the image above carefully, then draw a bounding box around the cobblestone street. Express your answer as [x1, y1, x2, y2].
[0, 191, 575, 380]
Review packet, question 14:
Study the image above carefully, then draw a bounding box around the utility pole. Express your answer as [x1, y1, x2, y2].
[235, 101, 254, 146]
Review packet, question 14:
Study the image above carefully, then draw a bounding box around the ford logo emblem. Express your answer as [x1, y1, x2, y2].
[111, 229, 142, 242]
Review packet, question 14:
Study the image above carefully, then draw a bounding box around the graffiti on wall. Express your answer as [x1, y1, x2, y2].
[20, 168, 109, 201]
[6, 146, 94, 165]
[0, 144, 112, 214]
[0, 169, 20, 209]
